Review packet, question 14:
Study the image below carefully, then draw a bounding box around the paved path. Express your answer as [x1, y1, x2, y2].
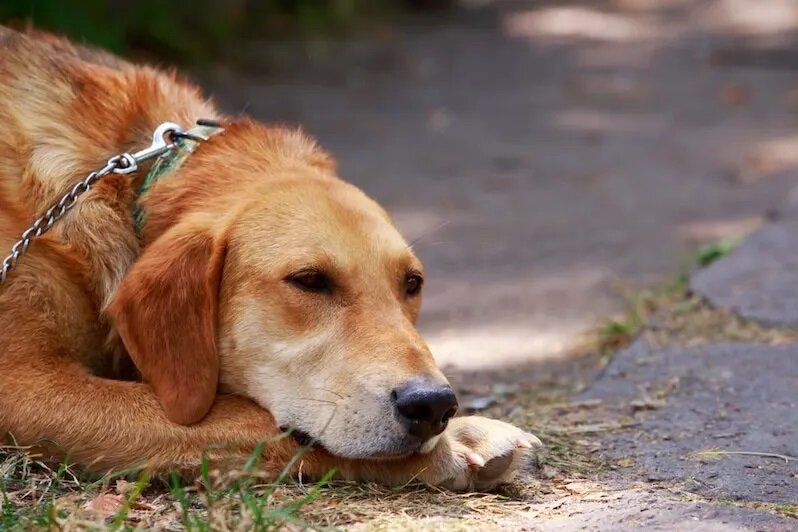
[199, 2, 798, 529]
[203, 0, 798, 370]
[549, 215, 798, 530]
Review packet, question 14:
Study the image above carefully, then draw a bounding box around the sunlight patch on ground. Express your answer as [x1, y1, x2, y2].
[698, 0, 798, 36]
[738, 134, 798, 182]
[552, 108, 665, 135]
[677, 215, 763, 245]
[502, 6, 660, 42]
[427, 323, 584, 369]
[500, 0, 798, 46]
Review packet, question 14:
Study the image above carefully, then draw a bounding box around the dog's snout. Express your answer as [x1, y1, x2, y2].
[392, 379, 458, 442]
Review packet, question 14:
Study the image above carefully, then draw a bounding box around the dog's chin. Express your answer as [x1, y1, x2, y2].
[282, 426, 426, 460]
[372, 434, 442, 458]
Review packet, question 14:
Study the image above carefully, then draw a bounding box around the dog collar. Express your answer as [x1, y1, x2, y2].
[133, 122, 224, 234]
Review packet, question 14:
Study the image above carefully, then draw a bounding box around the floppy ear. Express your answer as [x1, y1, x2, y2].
[107, 218, 226, 425]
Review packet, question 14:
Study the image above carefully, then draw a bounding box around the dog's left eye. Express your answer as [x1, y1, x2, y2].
[405, 273, 424, 297]
[288, 271, 332, 293]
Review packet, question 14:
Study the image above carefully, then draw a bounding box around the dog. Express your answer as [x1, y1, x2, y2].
[0, 27, 541, 491]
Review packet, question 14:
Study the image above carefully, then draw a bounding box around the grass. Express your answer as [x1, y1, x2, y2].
[0, 441, 334, 530]
[597, 273, 688, 354]
[596, 236, 798, 354]
[688, 449, 797, 464]
[693, 238, 739, 268]
[0, 403, 601, 530]
[0, 0, 406, 63]
[679, 490, 798, 521]
[0, 448, 556, 530]
[524, 421, 607, 478]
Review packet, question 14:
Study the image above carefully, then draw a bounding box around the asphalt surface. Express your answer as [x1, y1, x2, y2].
[200, 2, 798, 528]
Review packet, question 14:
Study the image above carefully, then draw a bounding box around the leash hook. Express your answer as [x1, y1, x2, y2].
[113, 122, 184, 175]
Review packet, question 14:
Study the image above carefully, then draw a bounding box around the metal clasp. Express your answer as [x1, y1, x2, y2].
[113, 122, 184, 175]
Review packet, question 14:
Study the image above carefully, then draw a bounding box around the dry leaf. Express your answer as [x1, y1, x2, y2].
[84, 493, 125, 516]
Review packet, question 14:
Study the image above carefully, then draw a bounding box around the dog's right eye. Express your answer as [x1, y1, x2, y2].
[287, 271, 332, 293]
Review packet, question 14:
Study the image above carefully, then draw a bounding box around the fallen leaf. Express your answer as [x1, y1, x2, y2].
[84, 493, 124, 516]
[563, 481, 596, 495]
[719, 83, 750, 107]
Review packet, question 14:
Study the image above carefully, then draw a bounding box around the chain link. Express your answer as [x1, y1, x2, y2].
[0, 122, 185, 284]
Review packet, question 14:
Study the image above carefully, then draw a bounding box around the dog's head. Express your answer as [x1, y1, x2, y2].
[107, 122, 457, 458]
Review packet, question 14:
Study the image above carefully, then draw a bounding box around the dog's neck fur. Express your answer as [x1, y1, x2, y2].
[137, 121, 337, 246]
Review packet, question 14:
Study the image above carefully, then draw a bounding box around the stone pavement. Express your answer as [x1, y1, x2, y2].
[546, 213, 798, 530]
[692, 217, 798, 327]
[583, 342, 797, 504]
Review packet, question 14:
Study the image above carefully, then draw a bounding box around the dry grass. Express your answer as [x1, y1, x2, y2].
[676, 489, 798, 521]
[0, 402, 603, 530]
[0, 458, 549, 530]
[640, 292, 798, 348]
[598, 253, 798, 355]
[0, 442, 329, 530]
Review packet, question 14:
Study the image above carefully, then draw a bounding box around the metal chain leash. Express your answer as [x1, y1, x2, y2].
[0, 122, 186, 284]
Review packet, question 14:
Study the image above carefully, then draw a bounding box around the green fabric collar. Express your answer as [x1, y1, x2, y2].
[133, 124, 223, 235]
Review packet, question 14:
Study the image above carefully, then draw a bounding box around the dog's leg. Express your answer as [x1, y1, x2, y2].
[0, 355, 299, 472]
[0, 356, 539, 490]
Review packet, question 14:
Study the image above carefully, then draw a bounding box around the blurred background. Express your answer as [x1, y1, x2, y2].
[4, 0, 798, 377]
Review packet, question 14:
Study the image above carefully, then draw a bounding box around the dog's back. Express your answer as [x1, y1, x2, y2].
[0, 28, 131, 226]
[0, 26, 216, 301]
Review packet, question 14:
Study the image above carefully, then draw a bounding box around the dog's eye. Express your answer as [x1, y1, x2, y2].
[288, 271, 331, 293]
[405, 273, 424, 297]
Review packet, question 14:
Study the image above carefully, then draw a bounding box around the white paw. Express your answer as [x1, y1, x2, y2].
[423, 416, 543, 492]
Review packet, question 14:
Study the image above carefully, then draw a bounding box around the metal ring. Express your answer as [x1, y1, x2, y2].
[112, 153, 139, 175]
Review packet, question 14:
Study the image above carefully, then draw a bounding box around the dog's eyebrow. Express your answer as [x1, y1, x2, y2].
[269, 247, 336, 269]
[385, 253, 425, 279]
[289, 264, 326, 275]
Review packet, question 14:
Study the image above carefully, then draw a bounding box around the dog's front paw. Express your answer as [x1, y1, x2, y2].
[421, 416, 543, 492]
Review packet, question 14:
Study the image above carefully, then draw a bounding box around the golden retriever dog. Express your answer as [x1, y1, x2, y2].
[0, 27, 541, 491]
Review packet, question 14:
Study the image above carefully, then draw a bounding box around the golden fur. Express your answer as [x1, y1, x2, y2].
[0, 27, 540, 491]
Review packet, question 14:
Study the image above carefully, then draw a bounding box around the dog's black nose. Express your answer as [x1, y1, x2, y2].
[392, 379, 458, 442]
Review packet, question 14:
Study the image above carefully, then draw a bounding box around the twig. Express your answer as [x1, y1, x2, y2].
[694, 450, 797, 463]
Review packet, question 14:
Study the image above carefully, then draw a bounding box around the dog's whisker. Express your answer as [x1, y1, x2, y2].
[309, 387, 348, 399]
[295, 397, 339, 406]
[407, 220, 451, 249]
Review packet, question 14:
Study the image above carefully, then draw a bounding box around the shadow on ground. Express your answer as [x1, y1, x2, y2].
[201, 0, 798, 373]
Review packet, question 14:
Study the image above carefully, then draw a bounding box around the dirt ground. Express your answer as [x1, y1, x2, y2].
[190, 0, 798, 529]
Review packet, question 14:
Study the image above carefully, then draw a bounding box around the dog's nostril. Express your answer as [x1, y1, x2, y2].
[441, 406, 457, 425]
[399, 403, 431, 423]
[390, 389, 398, 402]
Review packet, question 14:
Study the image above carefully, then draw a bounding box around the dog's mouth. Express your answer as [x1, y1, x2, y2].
[280, 425, 422, 459]
[281, 426, 324, 450]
